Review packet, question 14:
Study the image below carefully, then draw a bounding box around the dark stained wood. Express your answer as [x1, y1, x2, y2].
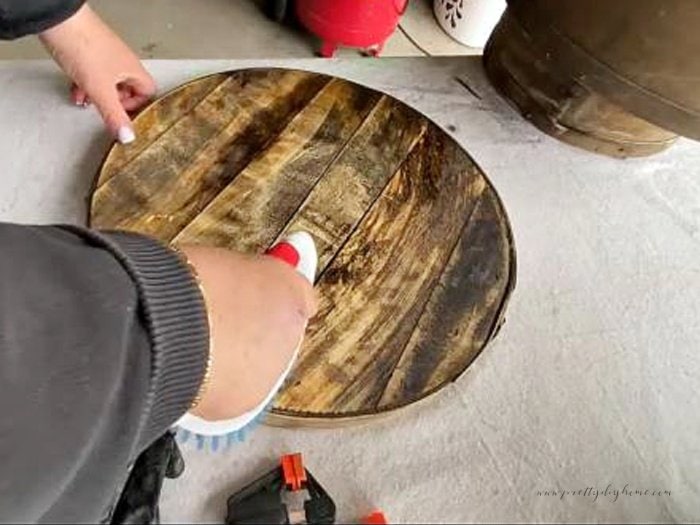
[173, 79, 388, 252]
[274, 126, 486, 414]
[99, 74, 228, 186]
[90, 68, 516, 426]
[378, 190, 514, 409]
[92, 70, 331, 239]
[273, 95, 428, 270]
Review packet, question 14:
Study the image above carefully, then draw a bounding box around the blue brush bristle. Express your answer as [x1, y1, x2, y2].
[175, 410, 265, 452]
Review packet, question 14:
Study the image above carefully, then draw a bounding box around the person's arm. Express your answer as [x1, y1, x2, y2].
[0, 0, 156, 143]
[0, 224, 315, 522]
[0, 224, 208, 522]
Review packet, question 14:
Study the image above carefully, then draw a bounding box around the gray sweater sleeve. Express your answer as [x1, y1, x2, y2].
[0, 223, 209, 523]
[0, 0, 85, 39]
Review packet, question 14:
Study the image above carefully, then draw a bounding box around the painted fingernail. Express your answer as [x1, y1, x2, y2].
[117, 126, 136, 144]
[266, 232, 318, 284]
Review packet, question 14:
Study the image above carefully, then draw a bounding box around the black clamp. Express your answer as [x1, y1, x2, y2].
[226, 453, 336, 525]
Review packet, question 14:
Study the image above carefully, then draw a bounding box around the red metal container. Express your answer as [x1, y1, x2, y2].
[296, 0, 408, 57]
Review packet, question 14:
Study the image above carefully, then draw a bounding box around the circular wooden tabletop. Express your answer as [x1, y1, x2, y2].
[90, 68, 516, 426]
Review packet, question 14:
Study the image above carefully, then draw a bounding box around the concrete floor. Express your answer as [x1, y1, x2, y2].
[0, 0, 481, 59]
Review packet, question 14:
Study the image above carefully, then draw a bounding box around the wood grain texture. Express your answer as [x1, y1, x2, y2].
[89, 69, 516, 425]
[173, 78, 384, 252]
[98, 74, 228, 186]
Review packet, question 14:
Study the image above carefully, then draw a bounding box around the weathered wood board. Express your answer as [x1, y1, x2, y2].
[90, 69, 516, 426]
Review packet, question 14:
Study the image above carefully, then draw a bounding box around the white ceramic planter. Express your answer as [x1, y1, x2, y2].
[434, 0, 506, 48]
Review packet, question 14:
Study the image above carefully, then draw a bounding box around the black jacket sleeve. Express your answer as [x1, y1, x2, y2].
[0, 224, 209, 523]
[0, 0, 85, 39]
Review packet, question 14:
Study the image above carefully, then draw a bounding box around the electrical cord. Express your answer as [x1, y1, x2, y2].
[397, 23, 433, 57]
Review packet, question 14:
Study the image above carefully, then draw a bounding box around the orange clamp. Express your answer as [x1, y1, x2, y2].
[281, 453, 307, 492]
[362, 510, 388, 524]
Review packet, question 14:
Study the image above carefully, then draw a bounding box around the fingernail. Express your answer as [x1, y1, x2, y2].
[117, 126, 136, 144]
[266, 232, 318, 284]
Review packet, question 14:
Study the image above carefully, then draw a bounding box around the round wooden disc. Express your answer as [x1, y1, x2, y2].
[90, 69, 516, 426]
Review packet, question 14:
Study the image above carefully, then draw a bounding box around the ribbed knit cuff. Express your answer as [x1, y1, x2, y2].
[61, 227, 209, 445]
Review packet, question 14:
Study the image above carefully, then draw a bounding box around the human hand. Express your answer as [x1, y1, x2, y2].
[39, 4, 156, 144]
[179, 235, 318, 422]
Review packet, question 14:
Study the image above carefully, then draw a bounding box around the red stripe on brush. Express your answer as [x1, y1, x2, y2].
[265, 242, 300, 267]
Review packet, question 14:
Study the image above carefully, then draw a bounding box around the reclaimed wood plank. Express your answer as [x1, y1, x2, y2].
[97, 73, 228, 187]
[172, 78, 383, 251]
[377, 189, 514, 409]
[274, 95, 429, 271]
[273, 126, 488, 414]
[91, 69, 330, 240]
